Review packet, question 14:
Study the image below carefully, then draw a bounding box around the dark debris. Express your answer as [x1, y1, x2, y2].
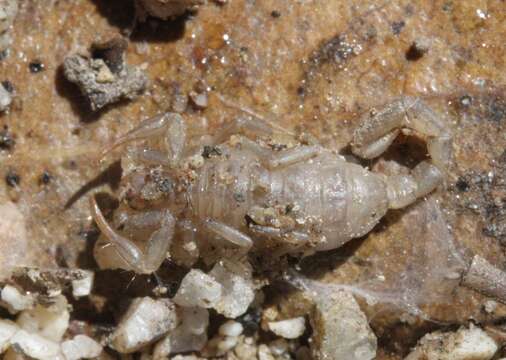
[0, 128, 15, 150]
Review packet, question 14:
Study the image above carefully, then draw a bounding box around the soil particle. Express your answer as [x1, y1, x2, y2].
[63, 39, 147, 111]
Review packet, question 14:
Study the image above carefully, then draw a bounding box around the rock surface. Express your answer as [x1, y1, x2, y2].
[0, 0, 504, 358]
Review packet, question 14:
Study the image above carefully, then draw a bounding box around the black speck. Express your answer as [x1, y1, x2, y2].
[1, 80, 13, 93]
[0, 129, 15, 150]
[391, 21, 405, 35]
[5, 171, 20, 187]
[29, 60, 45, 73]
[244, 214, 257, 227]
[442, 2, 452, 11]
[233, 192, 245, 203]
[39, 171, 51, 185]
[456, 177, 470, 192]
[405, 42, 427, 61]
[296, 86, 305, 96]
[202, 145, 222, 159]
[237, 309, 261, 336]
[271, 10, 281, 18]
[156, 178, 173, 194]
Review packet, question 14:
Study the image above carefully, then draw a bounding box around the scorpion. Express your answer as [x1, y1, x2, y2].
[90, 96, 451, 274]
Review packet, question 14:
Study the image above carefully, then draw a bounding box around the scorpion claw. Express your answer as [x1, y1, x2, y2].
[90, 196, 175, 274]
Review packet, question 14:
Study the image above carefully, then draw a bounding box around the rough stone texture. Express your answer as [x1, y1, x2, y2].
[310, 290, 377, 360]
[0, 0, 504, 358]
[63, 54, 147, 111]
[405, 325, 498, 360]
[0, 0, 17, 54]
[0, 202, 29, 279]
[110, 297, 177, 353]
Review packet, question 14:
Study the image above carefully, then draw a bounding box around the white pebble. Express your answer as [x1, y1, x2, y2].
[71, 271, 94, 298]
[484, 300, 497, 314]
[0, 319, 18, 352]
[209, 261, 255, 318]
[217, 335, 238, 354]
[10, 329, 63, 360]
[405, 324, 498, 360]
[111, 297, 177, 353]
[61, 334, 102, 360]
[258, 344, 275, 360]
[218, 321, 243, 337]
[173, 269, 222, 308]
[269, 338, 289, 356]
[0, 83, 12, 112]
[17, 295, 69, 342]
[267, 317, 305, 339]
[153, 307, 209, 358]
[1, 285, 34, 314]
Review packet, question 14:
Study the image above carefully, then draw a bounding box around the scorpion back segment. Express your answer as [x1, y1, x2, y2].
[90, 96, 451, 271]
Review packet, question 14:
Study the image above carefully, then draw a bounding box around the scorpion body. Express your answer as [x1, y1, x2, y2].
[91, 96, 451, 274]
[191, 146, 387, 251]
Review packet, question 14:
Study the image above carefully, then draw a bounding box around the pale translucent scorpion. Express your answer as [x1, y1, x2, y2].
[90, 97, 451, 274]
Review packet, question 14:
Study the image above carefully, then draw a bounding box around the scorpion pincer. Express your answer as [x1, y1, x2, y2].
[90, 96, 451, 274]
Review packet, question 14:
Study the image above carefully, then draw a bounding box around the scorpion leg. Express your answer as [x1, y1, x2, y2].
[90, 196, 176, 274]
[203, 219, 253, 249]
[213, 115, 291, 144]
[234, 136, 320, 169]
[351, 97, 451, 209]
[102, 112, 187, 165]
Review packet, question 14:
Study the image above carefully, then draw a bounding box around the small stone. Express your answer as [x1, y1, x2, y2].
[484, 300, 498, 314]
[173, 269, 222, 308]
[258, 344, 275, 360]
[1, 285, 34, 314]
[0, 81, 12, 111]
[63, 53, 147, 111]
[71, 270, 94, 298]
[269, 338, 288, 356]
[153, 307, 209, 357]
[310, 290, 377, 360]
[111, 297, 177, 353]
[16, 295, 69, 342]
[0, 203, 29, 280]
[209, 260, 255, 318]
[219, 321, 243, 337]
[95, 63, 115, 83]
[217, 335, 238, 354]
[0, 319, 18, 352]
[268, 317, 305, 339]
[189, 90, 208, 109]
[405, 325, 498, 360]
[10, 329, 63, 360]
[61, 335, 103, 360]
[187, 154, 205, 170]
[234, 339, 257, 360]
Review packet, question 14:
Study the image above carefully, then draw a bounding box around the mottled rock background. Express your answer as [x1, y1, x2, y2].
[0, 0, 504, 357]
